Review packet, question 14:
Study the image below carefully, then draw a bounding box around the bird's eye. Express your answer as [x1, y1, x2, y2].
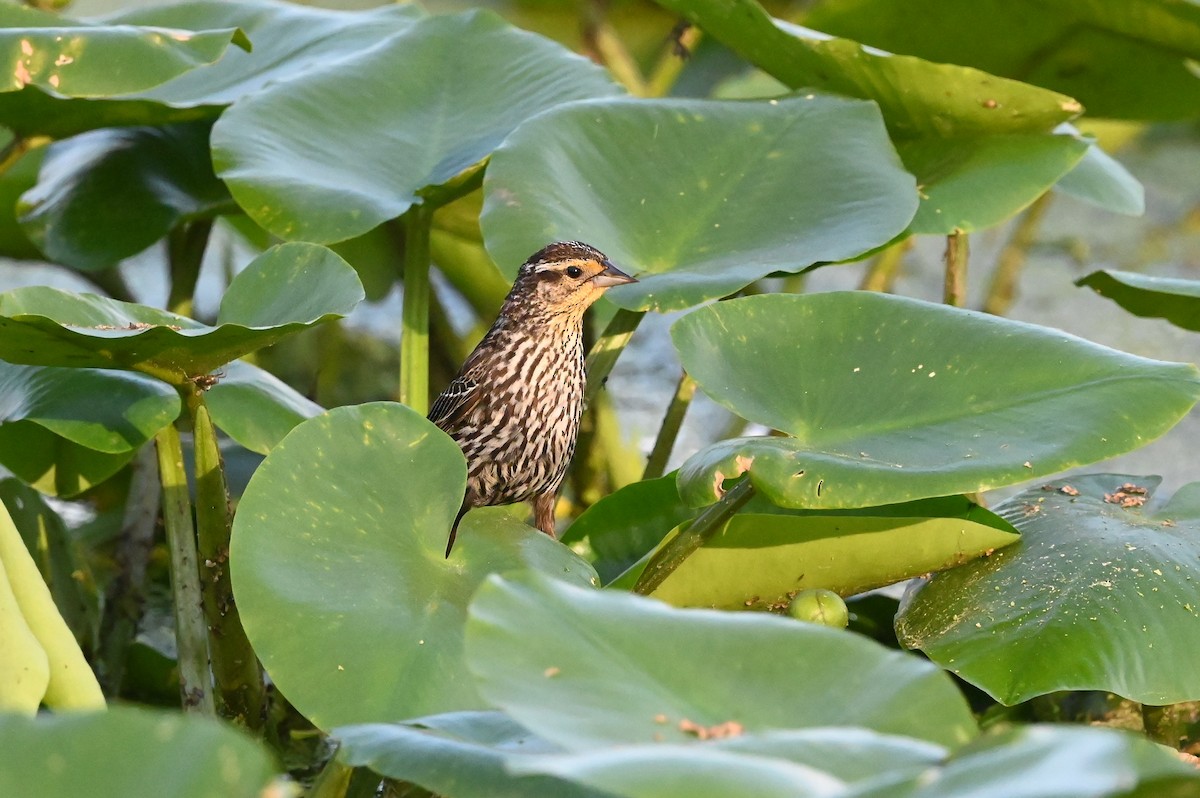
[565, 266, 583, 278]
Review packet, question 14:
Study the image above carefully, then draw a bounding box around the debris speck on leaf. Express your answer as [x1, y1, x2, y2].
[678, 718, 744, 740]
[543, 666, 560, 678]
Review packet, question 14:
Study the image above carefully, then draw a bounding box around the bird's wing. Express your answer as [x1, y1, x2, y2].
[428, 375, 483, 429]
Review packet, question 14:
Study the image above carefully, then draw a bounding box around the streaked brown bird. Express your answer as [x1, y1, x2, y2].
[429, 241, 636, 557]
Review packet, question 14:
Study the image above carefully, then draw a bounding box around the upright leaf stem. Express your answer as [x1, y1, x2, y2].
[167, 219, 214, 317]
[643, 371, 696, 480]
[983, 194, 1051, 316]
[943, 229, 969, 307]
[190, 391, 264, 729]
[584, 309, 645, 406]
[400, 204, 433, 414]
[155, 423, 214, 714]
[633, 478, 755, 595]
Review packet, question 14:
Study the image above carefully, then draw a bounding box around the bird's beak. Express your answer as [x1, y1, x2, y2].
[591, 260, 638, 288]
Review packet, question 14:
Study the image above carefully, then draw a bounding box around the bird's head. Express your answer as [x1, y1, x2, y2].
[511, 241, 637, 318]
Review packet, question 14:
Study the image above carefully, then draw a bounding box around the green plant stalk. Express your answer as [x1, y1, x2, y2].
[307, 757, 354, 798]
[400, 204, 433, 413]
[190, 392, 265, 729]
[97, 445, 160, 696]
[943, 230, 969, 307]
[583, 1, 648, 96]
[167, 219, 214, 317]
[983, 193, 1052, 316]
[584, 308, 645, 406]
[860, 237, 912, 293]
[155, 423, 214, 714]
[646, 23, 703, 98]
[643, 371, 697, 480]
[633, 478, 755, 595]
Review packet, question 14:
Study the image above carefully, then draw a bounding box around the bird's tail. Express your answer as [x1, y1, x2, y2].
[445, 501, 471, 558]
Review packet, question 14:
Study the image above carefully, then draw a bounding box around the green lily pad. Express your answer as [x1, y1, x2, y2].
[560, 474, 692, 584]
[0, 360, 178, 453]
[899, 134, 1087, 234]
[846, 724, 1200, 798]
[653, 0, 1080, 139]
[466, 573, 976, 749]
[1053, 132, 1145, 216]
[107, 0, 425, 107]
[230, 403, 597, 730]
[0, 423, 134, 497]
[0, 706, 275, 798]
[205, 360, 322, 456]
[0, 3, 249, 139]
[805, 0, 1200, 122]
[0, 242, 362, 379]
[513, 727, 946, 798]
[897, 475, 1200, 705]
[333, 711, 605, 798]
[647, 497, 1020, 610]
[482, 94, 917, 312]
[211, 10, 621, 243]
[17, 122, 229, 272]
[1076, 270, 1200, 333]
[671, 293, 1200, 508]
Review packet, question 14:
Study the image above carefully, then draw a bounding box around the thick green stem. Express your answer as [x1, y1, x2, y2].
[859, 238, 912, 293]
[155, 423, 214, 714]
[943, 230, 969, 307]
[646, 23, 702, 98]
[190, 391, 265, 729]
[307, 757, 354, 798]
[584, 309, 645, 406]
[400, 204, 433, 413]
[583, 1, 648, 96]
[983, 194, 1052, 316]
[167, 219, 214, 317]
[97, 445, 160, 696]
[643, 371, 696, 480]
[634, 479, 755, 595]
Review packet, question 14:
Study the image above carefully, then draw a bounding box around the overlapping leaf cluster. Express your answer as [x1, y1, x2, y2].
[1, 0, 1199, 795]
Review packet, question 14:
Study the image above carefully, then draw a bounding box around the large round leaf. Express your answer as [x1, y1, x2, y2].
[0, 706, 274, 798]
[482, 95, 917, 312]
[647, 498, 1019, 610]
[898, 134, 1087, 234]
[0, 243, 362, 379]
[1077, 270, 1200, 333]
[17, 123, 229, 272]
[108, 0, 424, 107]
[333, 711, 605, 798]
[205, 359, 322, 456]
[847, 725, 1200, 798]
[466, 573, 976, 749]
[672, 293, 1200, 508]
[0, 3, 249, 138]
[652, 0, 1080, 138]
[897, 475, 1200, 705]
[805, 0, 1200, 122]
[212, 10, 621, 243]
[230, 403, 597, 730]
[0, 362, 178, 495]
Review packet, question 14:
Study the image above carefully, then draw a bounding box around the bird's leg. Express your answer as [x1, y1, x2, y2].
[533, 493, 558, 539]
[445, 498, 471, 559]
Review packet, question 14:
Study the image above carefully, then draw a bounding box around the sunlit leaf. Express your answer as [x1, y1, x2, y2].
[672, 293, 1200, 508]
[0, 243, 362, 379]
[652, 0, 1081, 138]
[466, 574, 976, 749]
[212, 10, 621, 243]
[897, 475, 1200, 705]
[483, 95, 917, 312]
[231, 403, 597, 730]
